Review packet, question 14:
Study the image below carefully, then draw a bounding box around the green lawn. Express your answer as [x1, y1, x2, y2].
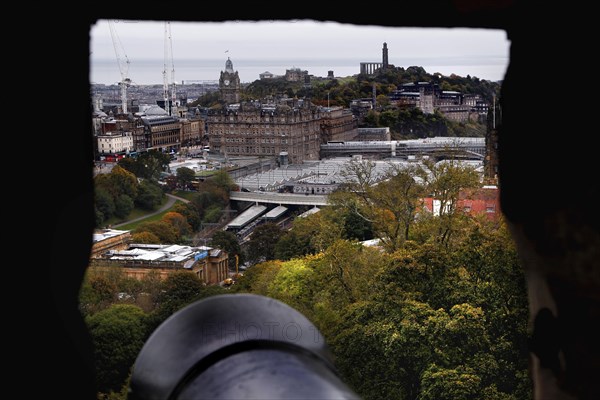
[115, 202, 183, 231]
[104, 196, 183, 231]
[171, 190, 198, 201]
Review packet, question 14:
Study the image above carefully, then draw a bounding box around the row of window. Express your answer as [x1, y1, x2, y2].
[224, 138, 288, 144]
[224, 146, 295, 155]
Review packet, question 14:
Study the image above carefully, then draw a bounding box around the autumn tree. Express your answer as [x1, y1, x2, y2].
[131, 231, 161, 244]
[162, 211, 192, 238]
[79, 271, 118, 316]
[172, 202, 201, 231]
[331, 160, 426, 251]
[421, 157, 480, 246]
[134, 220, 179, 243]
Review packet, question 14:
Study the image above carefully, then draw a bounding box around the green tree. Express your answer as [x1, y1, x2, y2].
[341, 209, 374, 241]
[422, 158, 480, 246]
[420, 364, 481, 400]
[136, 150, 171, 181]
[203, 204, 223, 223]
[134, 179, 164, 211]
[151, 270, 205, 324]
[266, 258, 315, 316]
[209, 169, 237, 192]
[274, 229, 314, 260]
[332, 160, 426, 251]
[94, 186, 115, 225]
[86, 304, 147, 393]
[79, 271, 117, 316]
[246, 222, 283, 263]
[211, 230, 242, 267]
[176, 166, 196, 190]
[114, 194, 134, 219]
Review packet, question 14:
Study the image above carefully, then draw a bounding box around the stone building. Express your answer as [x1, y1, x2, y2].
[91, 229, 132, 259]
[89, 242, 229, 285]
[285, 67, 308, 82]
[207, 100, 323, 164]
[319, 106, 359, 143]
[140, 105, 182, 153]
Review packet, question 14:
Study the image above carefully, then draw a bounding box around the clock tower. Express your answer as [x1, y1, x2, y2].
[219, 57, 241, 104]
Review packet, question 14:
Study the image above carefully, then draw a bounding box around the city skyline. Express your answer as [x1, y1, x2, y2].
[90, 19, 510, 85]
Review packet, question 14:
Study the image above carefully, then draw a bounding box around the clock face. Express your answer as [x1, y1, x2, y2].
[224, 79, 230, 86]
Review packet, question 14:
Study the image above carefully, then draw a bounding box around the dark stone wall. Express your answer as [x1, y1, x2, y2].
[38, 3, 597, 398]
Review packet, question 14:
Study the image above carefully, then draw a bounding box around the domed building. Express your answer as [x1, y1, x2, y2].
[142, 104, 169, 116]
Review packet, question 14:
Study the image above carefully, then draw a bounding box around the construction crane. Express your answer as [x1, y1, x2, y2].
[108, 20, 131, 114]
[163, 22, 177, 116]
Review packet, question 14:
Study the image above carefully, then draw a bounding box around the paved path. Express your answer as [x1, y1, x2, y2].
[112, 193, 189, 228]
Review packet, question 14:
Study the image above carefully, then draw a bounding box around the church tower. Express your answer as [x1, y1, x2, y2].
[219, 57, 241, 104]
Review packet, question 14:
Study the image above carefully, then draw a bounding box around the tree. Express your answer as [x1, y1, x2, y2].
[265, 258, 315, 316]
[274, 230, 314, 260]
[134, 180, 163, 211]
[370, 165, 426, 250]
[136, 150, 171, 181]
[422, 158, 480, 246]
[246, 222, 283, 263]
[211, 230, 242, 268]
[79, 272, 117, 316]
[94, 187, 115, 226]
[209, 169, 237, 193]
[176, 167, 196, 190]
[420, 364, 481, 400]
[131, 231, 161, 244]
[106, 165, 139, 200]
[114, 194, 134, 219]
[139, 270, 163, 312]
[86, 304, 147, 393]
[152, 270, 205, 324]
[293, 208, 345, 253]
[172, 202, 201, 231]
[341, 209, 373, 241]
[332, 161, 426, 251]
[134, 220, 179, 243]
[162, 211, 192, 237]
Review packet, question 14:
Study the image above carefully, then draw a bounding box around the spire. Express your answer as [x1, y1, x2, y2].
[225, 57, 234, 73]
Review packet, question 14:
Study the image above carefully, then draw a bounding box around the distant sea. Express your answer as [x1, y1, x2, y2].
[90, 57, 508, 86]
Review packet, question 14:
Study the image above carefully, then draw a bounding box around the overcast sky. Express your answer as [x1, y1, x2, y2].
[90, 19, 510, 84]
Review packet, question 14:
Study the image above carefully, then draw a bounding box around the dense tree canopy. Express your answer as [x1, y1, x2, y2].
[86, 304, 147, 393]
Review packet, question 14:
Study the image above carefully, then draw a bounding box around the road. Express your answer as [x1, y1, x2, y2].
[112, 193, 189, 228]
